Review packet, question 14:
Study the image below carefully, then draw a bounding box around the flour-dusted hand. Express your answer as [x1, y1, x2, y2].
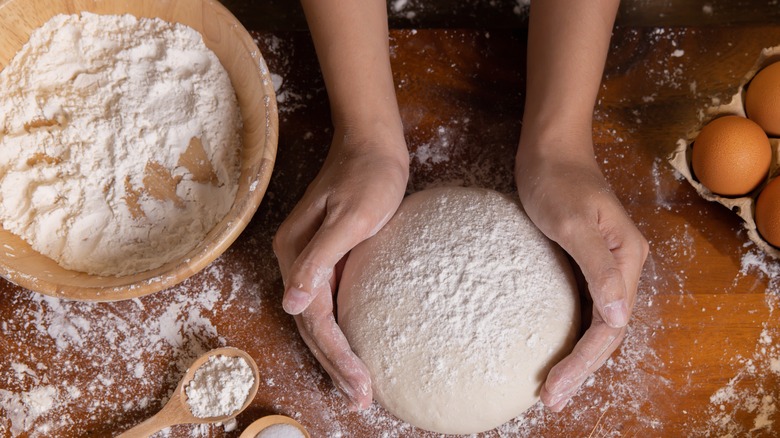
[273, 127, 408, 410]
[515, 149, 648, 412]
[273, 127, 409, 314]
[518, 0, 648, 411]
[273, 0, 408, 410]
[274, 133, 407, 316]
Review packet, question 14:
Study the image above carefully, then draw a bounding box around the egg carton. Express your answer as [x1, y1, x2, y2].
[669, 44, 780, 259]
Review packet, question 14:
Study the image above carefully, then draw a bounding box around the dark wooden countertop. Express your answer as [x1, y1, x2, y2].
[223, 0, 780, 30]
[2, 3, 780, 437]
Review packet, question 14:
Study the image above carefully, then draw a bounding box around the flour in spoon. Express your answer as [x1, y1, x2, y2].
[0, 13, 242, 276]
[185, 355, 254, 418]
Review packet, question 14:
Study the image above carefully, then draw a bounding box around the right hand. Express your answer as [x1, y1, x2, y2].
[515, 142, 648, 411]
[273, 123, 408, 410]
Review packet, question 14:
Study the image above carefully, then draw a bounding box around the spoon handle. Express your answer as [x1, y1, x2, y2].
[115, 395, 186, 438]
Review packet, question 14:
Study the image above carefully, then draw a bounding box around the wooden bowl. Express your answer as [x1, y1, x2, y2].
[239, 415, 311, 438]
[0, 0, 278, 301]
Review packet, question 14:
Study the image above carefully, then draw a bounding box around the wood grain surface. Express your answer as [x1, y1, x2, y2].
[2, 11, 780, 438]
[220, 0, 780, 30]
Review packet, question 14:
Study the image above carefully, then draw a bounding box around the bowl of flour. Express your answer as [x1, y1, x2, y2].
[0, 0, 277, 300]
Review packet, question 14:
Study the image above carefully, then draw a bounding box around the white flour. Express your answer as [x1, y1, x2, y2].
[185, 354, 254, 418]
[256, 423, 306, 438]
[0, 385, 58, 435]
[0, 260, 259, 435]
[0, 12, 241, 276]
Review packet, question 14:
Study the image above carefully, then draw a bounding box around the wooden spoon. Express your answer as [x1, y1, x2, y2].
[117, 347, 260, 438]
[239, 415, 311, 438]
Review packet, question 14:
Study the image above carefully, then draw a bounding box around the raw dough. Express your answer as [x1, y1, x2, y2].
[337, 187, 579, 434]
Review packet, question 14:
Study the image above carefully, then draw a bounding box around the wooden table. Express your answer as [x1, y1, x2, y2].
[2, 4, 780, 437]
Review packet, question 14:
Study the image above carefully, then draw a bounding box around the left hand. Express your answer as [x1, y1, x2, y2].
[273, 123, 409, 410]
[515, 141, 649, 412]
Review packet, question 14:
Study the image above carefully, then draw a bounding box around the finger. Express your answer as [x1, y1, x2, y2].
[548, 396, 572, 413]
[540, 321, 627, 408]
[607, 216, 650, 308]
[282, 210, 380, 315]
[273, 195, 332, 316]
[273, 198, 328, 283]
[560, 223, 630, 329]
[294, 287, 372, 410]
[590, 214, 649, 327]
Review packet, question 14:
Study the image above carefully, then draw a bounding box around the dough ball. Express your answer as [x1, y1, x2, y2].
[337, 187, 580, 434]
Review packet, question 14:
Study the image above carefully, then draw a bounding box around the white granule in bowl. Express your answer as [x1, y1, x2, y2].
[185, 355, 254, 418]
[0, 12, 242, 276]
[256, 424, 306, 438]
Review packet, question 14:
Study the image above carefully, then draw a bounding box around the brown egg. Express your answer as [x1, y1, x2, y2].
[746, 61, 780, 136]
[756, 176, 780, 247]
[691, 115, 771, 196]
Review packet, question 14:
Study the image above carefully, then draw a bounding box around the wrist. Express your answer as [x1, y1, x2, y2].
[333, 116, 409, 166]
[330, 90, 403, 135]
[517, 118, 594, 165]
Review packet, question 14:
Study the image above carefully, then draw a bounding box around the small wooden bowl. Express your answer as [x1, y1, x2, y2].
[240, 415, 311, 438]
[0, 0, 278, 301]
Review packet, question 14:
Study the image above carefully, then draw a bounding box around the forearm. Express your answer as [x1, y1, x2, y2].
[300, 0, 404, 145]
[520, 0, 620, 158]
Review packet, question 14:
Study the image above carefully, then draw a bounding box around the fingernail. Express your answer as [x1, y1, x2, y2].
[337, 382, 359, 409]
[546, 387, 575, 411]
[347, 397, 362, 412]
[282, 287, 311, 315]
[338, 379, 372, 411]
[603, 299, 629, 328]
[547, 391, 564, 407]
[552, 397, 571, 412]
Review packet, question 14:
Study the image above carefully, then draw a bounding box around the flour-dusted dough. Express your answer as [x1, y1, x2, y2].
[337, 187, 580, 435]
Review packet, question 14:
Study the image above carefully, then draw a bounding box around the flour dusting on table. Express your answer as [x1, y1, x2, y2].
[0, 260, 255, 436]
[3, 24, 780, 437]
[693, 251, 780, 436]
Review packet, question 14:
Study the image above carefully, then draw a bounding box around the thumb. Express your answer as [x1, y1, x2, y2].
[282, 212, 378, 315]
[560, 225, 630, 328]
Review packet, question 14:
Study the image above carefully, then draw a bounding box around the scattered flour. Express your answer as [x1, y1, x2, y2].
[386, 0, 531, 21]
[252, 34, 315, 117]
[391, 0, 409, 13]
[3, 21, 779, 437]
[0, 385, 58, 436]
[514, 0, 531, 15]
[693, 251, 780, 436]
[185, 355, 254, 418]
[0, 260, 258, 436]
[0, 12, 242, 276]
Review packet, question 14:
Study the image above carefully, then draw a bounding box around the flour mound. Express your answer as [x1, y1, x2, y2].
[0, 13, 242, 276]
[185, 355, 254, 418]
[337, 187, 580, 434]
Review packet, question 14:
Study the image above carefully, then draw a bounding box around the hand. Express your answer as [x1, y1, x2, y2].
[515, 142, 649, 412]
[273, 125, 408, 410]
